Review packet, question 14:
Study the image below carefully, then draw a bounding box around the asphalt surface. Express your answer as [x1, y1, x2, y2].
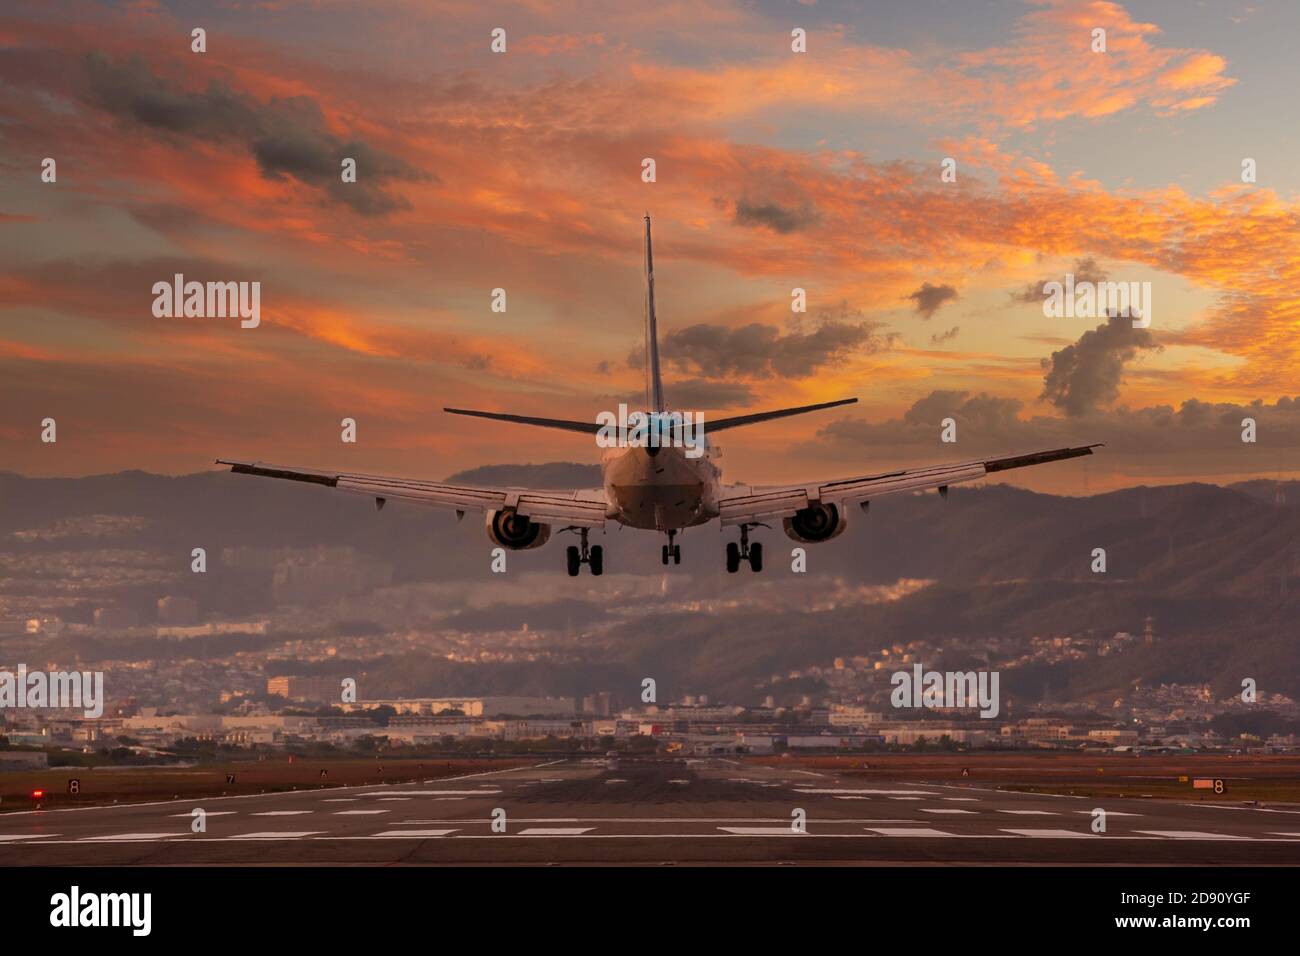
[4, 757, 1300, 865]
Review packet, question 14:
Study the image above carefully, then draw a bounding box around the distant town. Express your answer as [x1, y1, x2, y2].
[4, 540, 1298, 771]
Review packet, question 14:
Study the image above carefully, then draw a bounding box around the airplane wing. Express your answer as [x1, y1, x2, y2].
[716, 444, 1101, 526]
[214, 459, 607, 528]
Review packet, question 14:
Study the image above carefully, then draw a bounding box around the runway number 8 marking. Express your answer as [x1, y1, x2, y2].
[67, 779, 80, 795]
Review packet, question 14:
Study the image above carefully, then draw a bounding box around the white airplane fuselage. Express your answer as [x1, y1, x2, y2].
[601, 441, 722, 531]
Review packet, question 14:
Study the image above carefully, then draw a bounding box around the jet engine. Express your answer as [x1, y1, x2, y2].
[782, 501, 847, 543]
[485, 509, 551, 550]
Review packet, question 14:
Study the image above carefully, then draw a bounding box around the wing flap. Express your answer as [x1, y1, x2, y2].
[216, 459, 606, 528]
[718, 445, 1099, 527]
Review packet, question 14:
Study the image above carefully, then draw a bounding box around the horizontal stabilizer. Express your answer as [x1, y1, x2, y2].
[443, 408, 602, 434]
[708, 397, 858, 432]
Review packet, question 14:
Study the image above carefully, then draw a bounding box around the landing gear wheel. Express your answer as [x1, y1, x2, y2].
[748, 542, 763, 573]
[726, 541, 741, 573]
[589, 545, 603, 576]
[662, 545, 670, 565]
[566, 545, 581, 577]
[672, 546, 681, 565]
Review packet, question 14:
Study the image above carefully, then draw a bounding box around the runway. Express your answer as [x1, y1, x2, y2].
[4, 757, 1300, 865]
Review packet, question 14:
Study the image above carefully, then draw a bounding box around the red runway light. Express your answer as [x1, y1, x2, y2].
[31, 789, 44, 799]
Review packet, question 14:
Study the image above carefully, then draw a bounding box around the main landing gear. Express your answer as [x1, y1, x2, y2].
[564, 528, 603, 577]
[726, 523, 764, 573]
[661, 530, 681, 565]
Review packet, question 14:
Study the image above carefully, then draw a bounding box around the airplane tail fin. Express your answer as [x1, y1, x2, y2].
[644, 213, 665, 413]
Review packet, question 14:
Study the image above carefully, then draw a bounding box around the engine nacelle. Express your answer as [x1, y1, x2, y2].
[783, 501, 847, 543]
[485, 509, 551, 550]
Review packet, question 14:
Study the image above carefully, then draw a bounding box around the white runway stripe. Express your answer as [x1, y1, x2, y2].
[334, 809, 388, 815]
[1136, 830, 1251, 840]
[361, 790, 498, 796]
[228, 831, 322, 839]
[998, 810, 1057, 815]
[1001, 828, 1094, 839]
[252, 810, 312, 816]
[865, 827, 955, 837]
[718, 826, 805, 836]
[517, 827, 595, 835]
[0, 834, 59, 841]
[795, 788, 937, 796]
[85, 832, 177, 841]
[169, 810, 236, 817]
[371, 829, 458, 838]
[922, 808, 976, 814]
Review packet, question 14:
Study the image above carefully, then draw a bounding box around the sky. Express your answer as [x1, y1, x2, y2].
[2, 0, 1299, 492]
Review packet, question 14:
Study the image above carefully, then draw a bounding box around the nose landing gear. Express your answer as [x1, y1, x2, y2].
[563, 528, 603, 576]
[661, 529, 682, 565]
[726, 523, 765, 573]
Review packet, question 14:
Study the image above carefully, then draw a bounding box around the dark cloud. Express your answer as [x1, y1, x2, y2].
[906, 282, 958, 318]
[84, 53, 427, 215]
[930, 325, 960, 345]
[1039, 313, 1160, 417]
[605, 379, 757, 410]
[733, 199, 819, 234]
[901, 390, 1024, 432]
[1010, 257, 1109, 305]
[806, 391, 1300, 480]
[651, 305, 896, 379]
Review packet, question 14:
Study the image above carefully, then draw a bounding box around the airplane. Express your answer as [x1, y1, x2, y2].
[218, 215, 1100, 577]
